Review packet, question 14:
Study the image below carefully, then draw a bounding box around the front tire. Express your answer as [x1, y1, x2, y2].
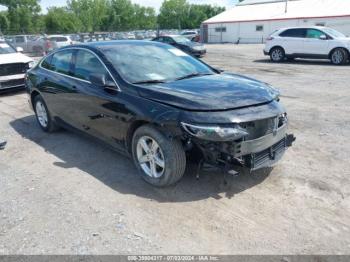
[270, 47, 285, 62]
[33, 95, 58, 132]
[132, 125, 186, 187]
[330, 48, 348, 65]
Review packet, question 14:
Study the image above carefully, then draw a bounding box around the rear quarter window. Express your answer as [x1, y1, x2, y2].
[41, 56, 53, 70]
[50, 50, 74, 75]
[279, 29, 306, 38]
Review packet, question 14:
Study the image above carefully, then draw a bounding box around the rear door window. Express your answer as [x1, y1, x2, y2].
[279, 29, 306, 38]
[163, 37, 175, 44]
[155, 37, 164, 42]
[50, 50, 74, 75]
[73, 49, 110, 82]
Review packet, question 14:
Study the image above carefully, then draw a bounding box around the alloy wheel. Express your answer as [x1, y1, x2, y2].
[271, 49, 283, 61]
[136, 136, 165, 178]
[332, 50, 343, 64]
[35, 101, 48, 128]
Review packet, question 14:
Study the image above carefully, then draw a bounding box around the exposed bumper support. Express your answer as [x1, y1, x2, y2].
[234, 124, 288, 157]
[245, 134, 295, 170]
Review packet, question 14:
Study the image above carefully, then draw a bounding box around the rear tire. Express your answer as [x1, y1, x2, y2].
[330, 48, 348, 65]
[132, 125, 186, 187]
[270, 47, 285, 62]
[33, 95, 59, 133]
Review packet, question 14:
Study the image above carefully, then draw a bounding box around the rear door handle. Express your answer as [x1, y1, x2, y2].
[72, 85, 77, 89]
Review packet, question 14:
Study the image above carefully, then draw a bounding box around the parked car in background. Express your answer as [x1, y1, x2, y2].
[25, 40, 295, 186]
[0, 40, 34, 92]
[152, 35, 206, 57]
[181, 30, 199, 41]
[47, 35, 75, 48]
[264, 26, 350, 65]
[145, 31, 156, 39]
[113, 33, 128, 40]
[135, 32, 145, 40]
[6, 35, 56, 55]
[127, 33, 136, 40]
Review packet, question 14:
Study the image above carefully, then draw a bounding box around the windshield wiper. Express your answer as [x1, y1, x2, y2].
[132, 79, 167, 84]
[175, 72, 213, 81]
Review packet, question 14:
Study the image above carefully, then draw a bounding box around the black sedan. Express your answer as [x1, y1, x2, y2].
[25, 41, 295, 187]
[152, 35, 206, 57]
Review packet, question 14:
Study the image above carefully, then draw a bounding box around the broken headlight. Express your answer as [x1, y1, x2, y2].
[181, 122, 248, 141]
[26, 61, 35, 70]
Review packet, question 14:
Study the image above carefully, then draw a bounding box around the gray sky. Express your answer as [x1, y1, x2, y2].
[1, 0, 236, 13]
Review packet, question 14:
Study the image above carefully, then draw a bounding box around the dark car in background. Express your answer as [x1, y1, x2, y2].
[152, 35, 206, 57]
[25, 41, 295, 187]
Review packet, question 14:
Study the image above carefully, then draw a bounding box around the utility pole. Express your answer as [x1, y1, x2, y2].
[285, 0, 288, 13]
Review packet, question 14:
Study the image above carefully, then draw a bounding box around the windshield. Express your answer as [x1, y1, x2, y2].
[322, 28, 346, 38]
[101, 43, 214, 84]
[0, 42, 16, 54]
[50, 37, 68, 42]
[172, 36, 191, 44]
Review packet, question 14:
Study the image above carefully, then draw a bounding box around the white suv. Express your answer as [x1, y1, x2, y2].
[264, 26, 350, 65]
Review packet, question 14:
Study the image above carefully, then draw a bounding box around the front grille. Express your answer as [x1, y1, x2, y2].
[245, 138, 287, 169]
[239, 114, 287, 140]
[0, 78, 25, 89]
[0, 63, 27, 76]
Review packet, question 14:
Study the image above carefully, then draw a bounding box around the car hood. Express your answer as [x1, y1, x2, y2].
[337, 37, 350, 44]
[177, 41, 203, 48]
[0, 53, 33, 65]
[137, 73, 279, 111]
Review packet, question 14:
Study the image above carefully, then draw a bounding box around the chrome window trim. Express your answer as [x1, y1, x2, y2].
[39, 47, 121, 91]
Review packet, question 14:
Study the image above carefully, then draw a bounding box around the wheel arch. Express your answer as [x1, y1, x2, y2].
[269, 45, 285, 55]
[125, 120, 150, 154]
[328, 47, 350, 59]
[30, 90, 41, 109]
[125, 120, 182, 154]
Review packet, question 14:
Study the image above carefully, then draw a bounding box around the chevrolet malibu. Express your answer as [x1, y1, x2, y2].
[25, 41, 295, 187]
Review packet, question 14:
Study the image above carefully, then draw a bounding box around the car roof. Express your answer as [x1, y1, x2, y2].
[60, 40, 163, 50]
[160, 35, 182, 37]
[48, 35, 68, 38]
[278, 26, 328, 31]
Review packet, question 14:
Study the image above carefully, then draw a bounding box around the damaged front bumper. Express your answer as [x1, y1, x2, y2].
[243, 133, 295, 170]
[185, 122, 295, 172]
[180, 100, 296, 172]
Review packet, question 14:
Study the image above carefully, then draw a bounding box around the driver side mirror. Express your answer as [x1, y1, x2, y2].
[16, 47, 24, 53]
[89, 73, 116, 88]
[319, 34, 327, 40]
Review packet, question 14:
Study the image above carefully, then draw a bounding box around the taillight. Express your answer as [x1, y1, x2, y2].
[266, 36, 274, 41]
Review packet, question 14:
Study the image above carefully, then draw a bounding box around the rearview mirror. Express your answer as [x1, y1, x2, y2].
[319, 35, 327, 40]
[89, 73, 116, 88]
[16, 47, 23, 52]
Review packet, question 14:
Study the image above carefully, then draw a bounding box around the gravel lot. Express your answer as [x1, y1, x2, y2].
[0, 44, 350, 254]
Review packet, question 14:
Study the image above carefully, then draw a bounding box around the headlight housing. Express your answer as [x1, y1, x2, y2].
[27, 61, 35, 69]
[181, 122, 248, 141]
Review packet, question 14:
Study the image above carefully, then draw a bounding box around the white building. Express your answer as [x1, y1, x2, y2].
[201, 0, 350, 43]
